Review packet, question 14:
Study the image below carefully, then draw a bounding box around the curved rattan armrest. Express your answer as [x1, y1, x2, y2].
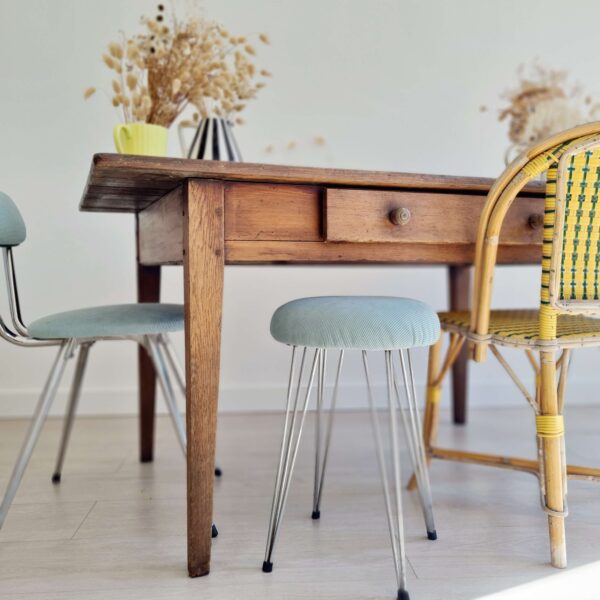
[470, 171, 532, 361]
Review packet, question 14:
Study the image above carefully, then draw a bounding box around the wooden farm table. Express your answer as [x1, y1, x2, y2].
[79, 154, 545, 577]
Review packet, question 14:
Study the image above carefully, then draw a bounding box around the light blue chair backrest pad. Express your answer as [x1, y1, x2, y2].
[0, 192, 26, 247]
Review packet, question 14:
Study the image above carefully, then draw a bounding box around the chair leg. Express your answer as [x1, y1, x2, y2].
[422, 337, 444, 450]
[311, 349, 344, 520]
[159, 334, 222, 478]
[146, 336, 219, 539]
[158, 334, 185, 396]
[538, 350, 567, 568]
[52, 342, 92, 484]
[363, 351, 410, 600]
[263, 347, 320, 573]
[0, 340, 73, 529]
[396, 349, 436, 540]
[145, 336, 186, 456]
[408, 335, 443, 491]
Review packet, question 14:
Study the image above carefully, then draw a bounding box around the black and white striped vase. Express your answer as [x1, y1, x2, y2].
[179, 118, 242, 162]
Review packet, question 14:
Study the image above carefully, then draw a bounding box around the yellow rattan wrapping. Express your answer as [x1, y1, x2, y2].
[428, 387, 441, 404]
[535, 415, 565, 438]
[540, 162, 560, 340]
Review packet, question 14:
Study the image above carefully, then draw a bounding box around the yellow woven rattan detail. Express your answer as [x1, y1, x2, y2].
[535, 415, 564, 438]
[439, 310, 600, 343]
[532, 139, 600, 340]
[539, 304, 557, 340]
[523, 152, 557, 178]
[428, 386, 441, 404]
[557, 147, 600, 304]
[541, 163, 558, 309]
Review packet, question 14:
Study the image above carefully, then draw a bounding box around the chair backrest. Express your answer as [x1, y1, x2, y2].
[0, 192, 58, 346]
[468, 122, 600, 361]
[0, 192, 26, 247]
[545, 138, 600, 314]
[0, 191, 40, 345]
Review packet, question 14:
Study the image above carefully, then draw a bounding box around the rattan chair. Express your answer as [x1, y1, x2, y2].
[412, 122, 600, 569]
[0, 191, 217, 538]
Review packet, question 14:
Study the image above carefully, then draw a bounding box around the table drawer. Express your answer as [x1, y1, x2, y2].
[325, 188, 544, 245]
[225, 182, 321, 241]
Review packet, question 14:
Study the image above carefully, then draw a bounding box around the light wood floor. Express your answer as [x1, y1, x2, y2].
[1, 407, 600, 599]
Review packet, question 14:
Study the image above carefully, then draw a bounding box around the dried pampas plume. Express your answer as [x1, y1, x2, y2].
[265, 136, 328, 154]
[494, 61, 597, 163]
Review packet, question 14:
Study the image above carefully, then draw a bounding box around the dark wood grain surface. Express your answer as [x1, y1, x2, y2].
[80, 153, 545, 213]
[183, 179, 224, 577]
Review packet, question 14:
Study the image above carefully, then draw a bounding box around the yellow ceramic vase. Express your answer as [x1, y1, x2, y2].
[113, 123, 168, 156]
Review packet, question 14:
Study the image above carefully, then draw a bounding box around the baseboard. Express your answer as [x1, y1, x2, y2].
[0, 379, 596, 418]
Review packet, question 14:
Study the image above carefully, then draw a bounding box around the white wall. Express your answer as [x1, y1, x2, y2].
[1, 0, 600, 417]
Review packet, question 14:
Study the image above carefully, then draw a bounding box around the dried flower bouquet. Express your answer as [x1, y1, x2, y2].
[85, 4, 271, 129]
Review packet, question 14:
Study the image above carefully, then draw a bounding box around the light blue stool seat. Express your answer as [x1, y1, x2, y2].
[29, 303, 184, 339]
[270, 296, 440, 350]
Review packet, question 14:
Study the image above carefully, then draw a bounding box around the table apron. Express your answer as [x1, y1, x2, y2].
[137, 181, 543, 266]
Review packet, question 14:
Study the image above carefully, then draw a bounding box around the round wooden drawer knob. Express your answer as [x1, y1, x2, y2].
[389, 207, 411, 226]
[528, 214, 544, 230]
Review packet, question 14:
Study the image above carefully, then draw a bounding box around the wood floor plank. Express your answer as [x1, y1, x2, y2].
[0, 409, 599, 599]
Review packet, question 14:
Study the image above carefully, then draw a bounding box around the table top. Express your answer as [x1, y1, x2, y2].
[79, 153, 545, 214]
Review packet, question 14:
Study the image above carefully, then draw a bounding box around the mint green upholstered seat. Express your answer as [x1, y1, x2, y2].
[28, 303, 184, 339]
[270, 296, 440, 350]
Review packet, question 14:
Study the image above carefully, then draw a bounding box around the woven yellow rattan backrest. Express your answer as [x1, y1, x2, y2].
[546, 137, 600, 315]
[468, 123, 600, 360]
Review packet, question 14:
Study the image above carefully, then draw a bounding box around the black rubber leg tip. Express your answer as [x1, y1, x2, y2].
[214, 467, 222, 477]
[311, 510, 321, 520]
[51, 473, 61, 484]
[211, 524, 218, 538]
[262, 561, 273, 573]
[427, 529, 437, 541]
[397, 589, 410, 600]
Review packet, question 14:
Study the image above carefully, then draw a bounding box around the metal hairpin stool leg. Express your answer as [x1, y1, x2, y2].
[262, 344, 437, 600]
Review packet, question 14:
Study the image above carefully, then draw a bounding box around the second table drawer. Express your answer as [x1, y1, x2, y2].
[325, 188, 544, 245]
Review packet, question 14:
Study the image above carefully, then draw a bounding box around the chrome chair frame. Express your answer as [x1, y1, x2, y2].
[262, 345, 436, 600]
[0, 247, 206, 533]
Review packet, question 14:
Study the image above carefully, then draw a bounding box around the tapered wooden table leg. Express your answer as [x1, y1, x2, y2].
[184, 179, 224, 577]
[136, 216, 161, 463]
[448, 265, 470, 424]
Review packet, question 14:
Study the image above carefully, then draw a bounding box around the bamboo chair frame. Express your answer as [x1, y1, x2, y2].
[413, 122, 600, 570]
